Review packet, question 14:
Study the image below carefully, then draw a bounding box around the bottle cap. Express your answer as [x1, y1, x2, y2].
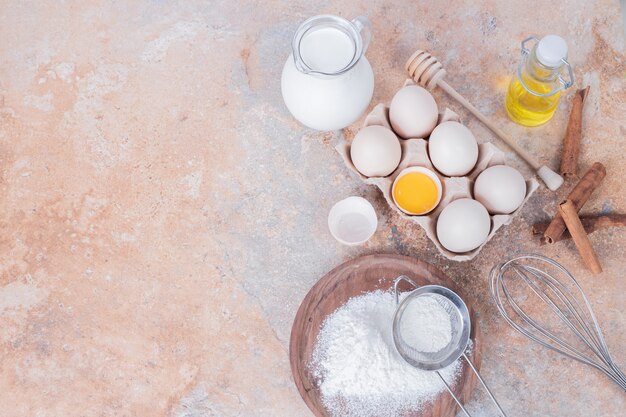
[536, 35, 568, 67]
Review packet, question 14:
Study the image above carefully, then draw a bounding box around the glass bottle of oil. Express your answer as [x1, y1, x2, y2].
[505, 35, 574, 126]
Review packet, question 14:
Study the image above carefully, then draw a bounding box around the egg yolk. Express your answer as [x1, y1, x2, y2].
[393, 172, 440, 214]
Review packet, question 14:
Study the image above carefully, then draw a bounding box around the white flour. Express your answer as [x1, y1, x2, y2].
[400, 295, 453, 353]
[310, 290, 462, 417]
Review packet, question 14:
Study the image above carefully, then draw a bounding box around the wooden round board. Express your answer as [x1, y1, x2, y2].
[289, 254, 481, 417]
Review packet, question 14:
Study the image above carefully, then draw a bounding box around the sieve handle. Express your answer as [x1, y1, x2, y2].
[462, 352, 509, 417]
[437, 356, 508, 417]
[436, 371, 472, 417]
[393, 275, 418, 305]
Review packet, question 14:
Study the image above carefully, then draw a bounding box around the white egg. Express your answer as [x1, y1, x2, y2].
[350, 125, 402, 177]
[389, 86, 438, 139]
[428, 121, 478, 177]
[474, 165, 527, 214]
[436, 198, 491, 253]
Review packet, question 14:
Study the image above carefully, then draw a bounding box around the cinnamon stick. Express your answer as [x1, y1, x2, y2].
[533, 214, 626, 244]
[559, 200, 603, 274]
[560, 87, 590, 179]
[543, 162, 606, 244]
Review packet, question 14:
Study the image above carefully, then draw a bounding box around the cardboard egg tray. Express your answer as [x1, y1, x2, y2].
[336, 81, 539, 261]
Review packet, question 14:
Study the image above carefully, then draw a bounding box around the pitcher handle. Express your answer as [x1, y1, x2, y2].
[352, 16, 372, 54]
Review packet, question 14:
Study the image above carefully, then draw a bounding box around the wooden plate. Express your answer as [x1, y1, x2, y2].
[289, 254, 481, 417]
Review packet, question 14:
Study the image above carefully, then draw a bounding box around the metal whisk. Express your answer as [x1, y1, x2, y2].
[489, 254, 626, 391]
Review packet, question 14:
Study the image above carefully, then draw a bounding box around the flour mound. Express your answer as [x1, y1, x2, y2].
[310, 290, 462, 417]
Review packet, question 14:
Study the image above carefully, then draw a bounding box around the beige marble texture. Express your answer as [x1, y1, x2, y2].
[0, 1, 624, 416]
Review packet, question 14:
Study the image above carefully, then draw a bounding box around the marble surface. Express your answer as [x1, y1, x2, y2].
[0, 1, 624, 416]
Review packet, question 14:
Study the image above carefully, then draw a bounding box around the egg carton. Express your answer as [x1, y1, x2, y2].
[336, 81, 539, 261]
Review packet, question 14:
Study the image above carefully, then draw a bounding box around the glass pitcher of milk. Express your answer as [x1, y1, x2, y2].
[281, 15, 374, 131]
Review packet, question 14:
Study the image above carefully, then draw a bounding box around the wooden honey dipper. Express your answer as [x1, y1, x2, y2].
[406, 50, 564, 191]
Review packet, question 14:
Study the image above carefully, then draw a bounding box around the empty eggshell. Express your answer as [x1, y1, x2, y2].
[474, 165, 527, 214]
[389, 86, 438, 139]
[436, 198, 491, 253]
[428, 121, 478, 177]
[350, 125, 402, 177]
[328, 196, 378, 245]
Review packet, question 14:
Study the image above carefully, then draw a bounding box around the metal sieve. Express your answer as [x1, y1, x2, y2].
[392, 275, 508, 417]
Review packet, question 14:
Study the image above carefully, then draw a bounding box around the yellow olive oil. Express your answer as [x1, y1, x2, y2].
[505, 36, 573, 127]
[505, 76, 561, 126]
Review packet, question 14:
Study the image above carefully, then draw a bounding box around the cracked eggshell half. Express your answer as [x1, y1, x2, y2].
[392, 166, 442, 215]
[328, 196, 378, 246]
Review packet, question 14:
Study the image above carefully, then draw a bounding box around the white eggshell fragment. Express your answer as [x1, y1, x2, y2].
[389, 86, 438, 139]
[474, 165, 527, 214]
[436, 198, 491, 253]
[328, 196, 378, 245]
[428, 121, 478, 176]
[350, 125, 402, 177]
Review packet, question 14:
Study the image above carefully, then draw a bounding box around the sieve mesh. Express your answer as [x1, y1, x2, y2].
[392, 285, 471, 371]
[391, 279, 507, 417]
